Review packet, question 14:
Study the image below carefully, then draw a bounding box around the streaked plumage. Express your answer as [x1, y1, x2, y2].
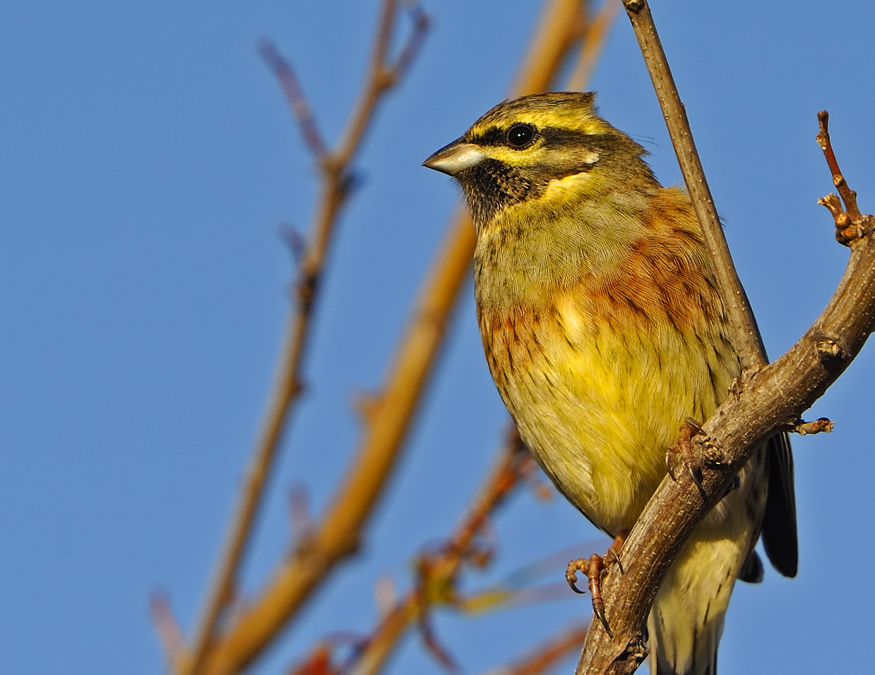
[424, 92, 797, 675]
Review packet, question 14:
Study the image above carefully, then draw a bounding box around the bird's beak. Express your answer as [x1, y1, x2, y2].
[422, 139, 486, 176]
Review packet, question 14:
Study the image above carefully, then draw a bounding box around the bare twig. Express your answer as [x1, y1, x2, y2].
[392, 3, 430, 83]
[792, 417, 834, 435]
[150, 593, 186, 663]
[259, 41, 328, 159]
[344, 430, 531, 675]
[174, 3, 427, 673]
[480, 624, 589, 675]
[816, 111, 863, 222]
[621, 0, 765, 370]
[576, 115, 875, 673]
[566, 0, 620, 92]
[816, 111, 874, 246]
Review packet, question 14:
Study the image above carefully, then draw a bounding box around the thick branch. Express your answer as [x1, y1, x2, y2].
[576, 5, 875, 673]
[577, 114, 875, 673]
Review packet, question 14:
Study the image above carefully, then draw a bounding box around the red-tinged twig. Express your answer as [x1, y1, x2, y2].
[259, 41, 328, 159]
[417, 605, 461, 673]
[343, 431, 531, 675]
[173, 3, 428, 674]
[150, 592, 186, 663]
[480, 624, 589, 675]
[816, 111, 875, 246]
[287, 644, 337, 675]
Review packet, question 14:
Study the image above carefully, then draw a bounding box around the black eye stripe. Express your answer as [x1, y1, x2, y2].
[470, 125, 600, 151]
[472, 127, 506, 146]
[540, 127, 600, 149]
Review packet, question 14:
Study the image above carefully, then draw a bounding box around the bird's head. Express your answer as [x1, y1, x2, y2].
[423, 92, 656, 228]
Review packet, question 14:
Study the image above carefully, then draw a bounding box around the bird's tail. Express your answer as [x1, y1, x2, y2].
[647, 538, 736, 674]
[646, 481, 764, 675]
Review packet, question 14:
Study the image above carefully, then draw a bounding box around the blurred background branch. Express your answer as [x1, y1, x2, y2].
[174, 2, 429, 672]
[160, 1, 624, 674]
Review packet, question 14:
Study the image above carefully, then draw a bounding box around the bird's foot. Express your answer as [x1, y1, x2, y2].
[665, 418, 706, 493]
[565, 532, 628, 637]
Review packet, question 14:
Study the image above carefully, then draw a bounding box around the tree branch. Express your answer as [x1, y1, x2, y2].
[575, 109, 875, 672]
[173, 3, 427, 673]
[575, 3, 875, 672]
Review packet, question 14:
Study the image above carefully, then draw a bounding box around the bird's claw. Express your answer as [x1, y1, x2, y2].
[565, 532, 628, 638]
[565, 556, 590, 594]
[565, 554, 612, 636]
[666, 418, 706, 494]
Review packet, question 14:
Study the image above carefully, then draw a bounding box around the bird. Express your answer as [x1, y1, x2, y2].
[423, 92, 797, 675]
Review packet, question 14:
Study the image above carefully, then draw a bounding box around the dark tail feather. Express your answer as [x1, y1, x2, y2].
[761, 432, 798, 578]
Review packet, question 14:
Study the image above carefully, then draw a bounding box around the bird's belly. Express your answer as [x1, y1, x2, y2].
[480, 303, 733, 536]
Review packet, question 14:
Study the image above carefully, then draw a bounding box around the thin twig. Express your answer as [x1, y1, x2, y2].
[621, 0, 765, 370]
[392, 3, 430, 83]
[816, 111, 862, 221]
[150, 593, 186, 663]
[792, 417, 833, 435]
[566, 0, 620, 92]
[332, 0, 398, 169]
[175, 3, 425, 673]
[481, 624, 589, 675]
[576, 116, 875, 673]
[344, 430, 531, 675]
[816, 111, 873, 246]
[258, 41, 328, 158]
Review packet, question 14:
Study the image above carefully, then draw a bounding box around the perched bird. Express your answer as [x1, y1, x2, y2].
[423, 92, 797, 675]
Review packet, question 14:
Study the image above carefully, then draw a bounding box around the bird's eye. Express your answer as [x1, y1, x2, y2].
[506, 123, 536, 149]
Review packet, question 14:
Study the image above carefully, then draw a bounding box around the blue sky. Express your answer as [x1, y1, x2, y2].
[2, 2, 874, 674]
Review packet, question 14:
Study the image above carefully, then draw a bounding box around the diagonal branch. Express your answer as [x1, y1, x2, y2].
[575, 106, 875, 671]
[575, 4, 875, 674]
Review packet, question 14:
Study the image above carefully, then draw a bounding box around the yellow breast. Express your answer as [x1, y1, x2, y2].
[476, 210, 739, 534]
